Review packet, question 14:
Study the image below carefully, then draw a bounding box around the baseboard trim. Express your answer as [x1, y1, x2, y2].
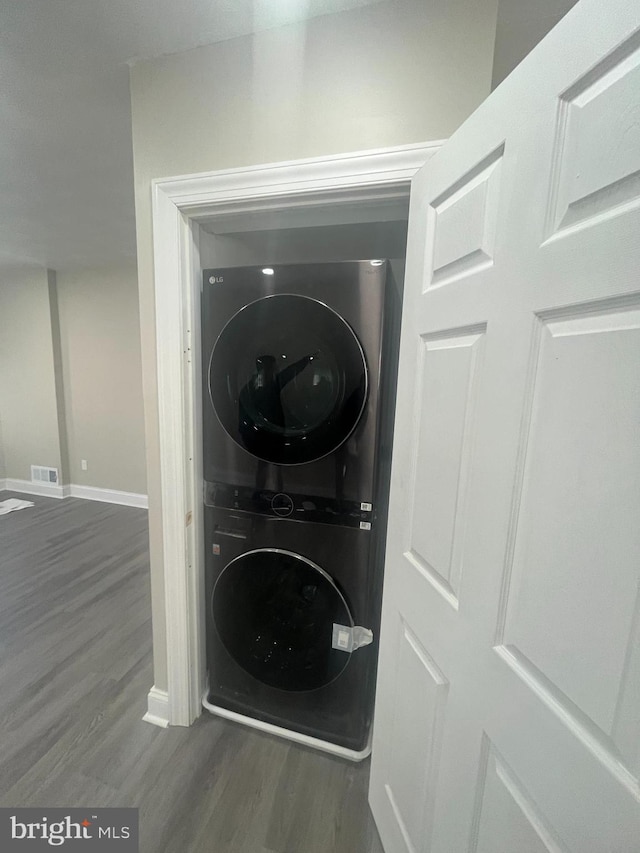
[142, 686, 170, 728]
[68, 484, 149, 509]
[2, 478, 68, 499]
[202, 693, 372, 762]
[1, 481, 148, 509]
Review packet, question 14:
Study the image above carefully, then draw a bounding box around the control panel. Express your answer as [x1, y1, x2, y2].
[204, 481, 373, 530]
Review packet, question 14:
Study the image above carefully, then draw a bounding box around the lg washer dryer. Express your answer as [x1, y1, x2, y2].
[201, 261, 400, 757]
[201, 260, 400, 510]
[203, 506, 382, 756]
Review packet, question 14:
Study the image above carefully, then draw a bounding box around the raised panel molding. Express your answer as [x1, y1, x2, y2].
[406, 324, 486, 609]
[545, 30, 640, 242]
[469, 736, 568, 853]
[427, 145, 504, 288]
[495, 296, 640, 795]
[384, 616, 448, 853]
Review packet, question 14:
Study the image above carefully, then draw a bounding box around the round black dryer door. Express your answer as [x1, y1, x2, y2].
[212, 548, 353, 691]
[208, 294, 368, 465]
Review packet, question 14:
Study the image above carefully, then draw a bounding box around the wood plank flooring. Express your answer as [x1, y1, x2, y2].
[0, 493, 383, 853]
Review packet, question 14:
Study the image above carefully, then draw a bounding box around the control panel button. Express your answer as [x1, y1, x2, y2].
[271, 493, 294, 517]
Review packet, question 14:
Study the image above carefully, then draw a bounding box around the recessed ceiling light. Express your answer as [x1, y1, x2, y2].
[262, 267, 275, 275]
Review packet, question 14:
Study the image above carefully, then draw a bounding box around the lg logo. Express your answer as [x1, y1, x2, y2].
[209, 275, 224, 284]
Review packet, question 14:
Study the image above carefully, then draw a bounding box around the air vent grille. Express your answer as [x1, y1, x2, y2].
[30, 465, 59, 485]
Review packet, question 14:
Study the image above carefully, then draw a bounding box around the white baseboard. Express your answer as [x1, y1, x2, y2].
[2, 478, 68, 499]
[143, 686, 170, 728]
[68, 484, 149, 509]
[1, 480, 148, 509]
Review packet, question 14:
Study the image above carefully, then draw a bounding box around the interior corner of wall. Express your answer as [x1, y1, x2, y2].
[47, 267, 71, 484]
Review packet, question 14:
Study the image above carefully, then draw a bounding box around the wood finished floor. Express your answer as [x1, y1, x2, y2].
[0, 493, 383, 853]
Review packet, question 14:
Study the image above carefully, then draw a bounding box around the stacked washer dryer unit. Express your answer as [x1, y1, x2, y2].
[201, 260, 400, 760]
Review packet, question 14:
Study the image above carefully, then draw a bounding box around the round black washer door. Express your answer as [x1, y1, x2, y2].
[208, 294, 368, 465]
[212, 549, 353, 692]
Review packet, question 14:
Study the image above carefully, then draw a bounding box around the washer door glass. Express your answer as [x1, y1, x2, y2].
[212, 549, 352, 691]
[208, 294, 368, 465]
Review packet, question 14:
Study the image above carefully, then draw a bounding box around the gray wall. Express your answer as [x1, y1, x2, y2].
[492, 0, 579, 89]
[0, 262, 146, 496]
[0, 267, 66, 482]
[56, 262, 147, 494]
[130, 0, 499, 691]
[0, 415, 5, 479]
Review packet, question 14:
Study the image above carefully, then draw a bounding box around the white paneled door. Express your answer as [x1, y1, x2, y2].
[369, 1, 640, 852]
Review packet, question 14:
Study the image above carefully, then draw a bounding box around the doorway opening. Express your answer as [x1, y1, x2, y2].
[148, 142, 440, 727]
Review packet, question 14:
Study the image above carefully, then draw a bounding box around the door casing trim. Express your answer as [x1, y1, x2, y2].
[149, 141, 442, 726]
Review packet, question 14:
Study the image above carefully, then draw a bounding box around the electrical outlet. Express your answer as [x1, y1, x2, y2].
[81, 459, 88, 471]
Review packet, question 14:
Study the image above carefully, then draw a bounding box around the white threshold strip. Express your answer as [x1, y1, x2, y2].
[202, 691, 372, 762]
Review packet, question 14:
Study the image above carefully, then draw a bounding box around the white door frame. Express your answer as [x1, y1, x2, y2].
[149, 141, 442, 726]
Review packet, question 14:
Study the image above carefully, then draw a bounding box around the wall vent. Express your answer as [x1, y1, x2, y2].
[31, 465, 59, 485]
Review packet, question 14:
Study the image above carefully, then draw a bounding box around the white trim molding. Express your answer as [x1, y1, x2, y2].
[142, 686, 170, 728]
[152, 142, 441, 727]
[68, 484, 149, 509]
[1, 480, 148, 509]
[2, 478, 69, 499]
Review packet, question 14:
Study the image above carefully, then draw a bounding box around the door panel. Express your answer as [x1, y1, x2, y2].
[384, 619, 448, 853]
[428, 145, 503, 289]
[472, 739, 568, 853]
[500, 308, 640, 738]
[545, 34, 640, 241]
[370, 2, 640, 851]
[408, 327, 485, 607]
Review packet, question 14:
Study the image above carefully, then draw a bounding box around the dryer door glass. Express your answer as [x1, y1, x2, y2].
[208, 294, 368, 465]
[212, 549, 353, 691]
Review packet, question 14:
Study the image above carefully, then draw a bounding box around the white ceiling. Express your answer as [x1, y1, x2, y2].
[0, 0, 383, 272]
